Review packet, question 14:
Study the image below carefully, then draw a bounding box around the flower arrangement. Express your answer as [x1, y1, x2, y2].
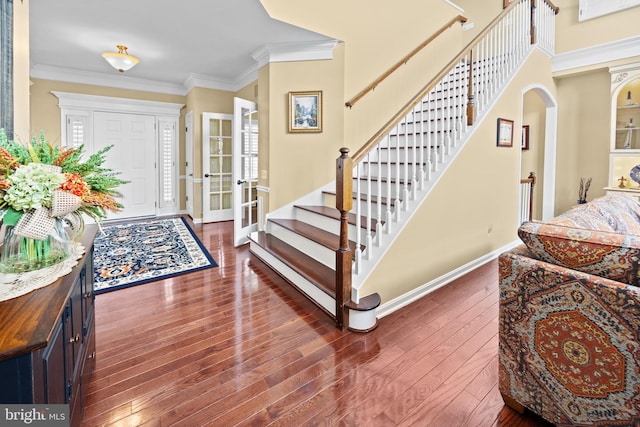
[0, 129, 127, 271]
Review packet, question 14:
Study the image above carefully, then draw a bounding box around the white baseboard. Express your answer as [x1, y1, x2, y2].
[376, 239, 521, 319]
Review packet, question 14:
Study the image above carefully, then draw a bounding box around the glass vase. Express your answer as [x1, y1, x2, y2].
[0, 219, 70, 273]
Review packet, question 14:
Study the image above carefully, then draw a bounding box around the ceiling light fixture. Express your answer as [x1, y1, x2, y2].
[102, 45, 139, 72]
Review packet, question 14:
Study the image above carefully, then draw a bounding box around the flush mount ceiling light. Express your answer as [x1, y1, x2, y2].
[102, 45, 139, 72]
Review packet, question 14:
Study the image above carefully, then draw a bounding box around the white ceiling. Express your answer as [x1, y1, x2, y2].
[29, 0, 334, 94]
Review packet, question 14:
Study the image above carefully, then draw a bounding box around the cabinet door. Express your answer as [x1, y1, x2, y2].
[81, 250, 95, 339]
[69, 274, 83, 376]
[42, 321, 66, 404]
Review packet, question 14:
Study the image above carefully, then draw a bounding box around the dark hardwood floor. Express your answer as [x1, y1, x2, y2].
[83, 218, 552, 426]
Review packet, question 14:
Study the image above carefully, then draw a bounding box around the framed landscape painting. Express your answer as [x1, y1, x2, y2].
[289, 91, 322, 133]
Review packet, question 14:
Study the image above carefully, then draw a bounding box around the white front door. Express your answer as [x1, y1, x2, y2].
[202, 113, 234, 222]
[93, 111, 156, 219]
[185, 111, 195, 219]
[233, 97, 259, 246]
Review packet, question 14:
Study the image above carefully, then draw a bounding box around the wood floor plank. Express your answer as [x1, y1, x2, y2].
[335, 296, 499, 425]
[81, 219, 551, 426]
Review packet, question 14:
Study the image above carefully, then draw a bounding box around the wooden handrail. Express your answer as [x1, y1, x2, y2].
[345, 15, 468, 109]
[352, 1, 523, 163]
[541, 0, 560, 14]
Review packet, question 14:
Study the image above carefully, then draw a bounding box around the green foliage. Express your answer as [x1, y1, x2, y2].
[0, 129, 65, 165]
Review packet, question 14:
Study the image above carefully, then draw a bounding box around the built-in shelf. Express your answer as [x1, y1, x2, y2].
[609, 64, 640, 155]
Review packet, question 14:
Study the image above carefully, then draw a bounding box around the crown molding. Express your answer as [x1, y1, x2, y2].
[182, 73, 237, 93]
[183, 64, 259, 93]
[33, 39, 338, 96]
[251, 40, 339, 69]
[441, 0, 464, 13]
[552, 36, 640, 74]
[31, 64, 188, 95]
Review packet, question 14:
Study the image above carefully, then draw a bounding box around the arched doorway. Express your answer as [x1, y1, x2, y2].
[521, 84, 558, 221]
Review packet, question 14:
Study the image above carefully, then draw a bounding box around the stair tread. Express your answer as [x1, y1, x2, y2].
[270, 218, 361, 252]
[295, 205, 383, 230]
[353, 177, 410, 184]
[250, 231, 335, 296]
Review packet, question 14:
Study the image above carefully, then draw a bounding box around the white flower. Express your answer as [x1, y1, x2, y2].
[3, 163, 66, 212]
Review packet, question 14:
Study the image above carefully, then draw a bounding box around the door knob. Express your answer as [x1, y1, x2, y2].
[237, 179, 247, 185]
[204, 174, 210, 178]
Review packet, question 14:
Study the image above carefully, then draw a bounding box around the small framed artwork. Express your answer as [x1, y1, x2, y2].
[521, 125, 530, 150]
[288, 90, 322, 133]
[503, 0, 515, 7]
[497, 118, 514, 147]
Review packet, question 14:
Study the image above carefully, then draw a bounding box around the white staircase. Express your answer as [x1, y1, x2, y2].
[249, 0, 557, 331]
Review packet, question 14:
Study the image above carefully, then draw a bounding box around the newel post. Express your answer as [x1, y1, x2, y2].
[530, 0, 537, 45]
[336, 147, 353, 330]
[466, 49, 476, 126]
[527, 171, 536, 222]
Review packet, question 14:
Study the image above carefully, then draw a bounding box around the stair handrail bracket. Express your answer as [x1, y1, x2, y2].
[336, 0, 558, 309]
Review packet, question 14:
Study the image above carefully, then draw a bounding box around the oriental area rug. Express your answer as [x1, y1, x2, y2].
[93, 217, 217, 294]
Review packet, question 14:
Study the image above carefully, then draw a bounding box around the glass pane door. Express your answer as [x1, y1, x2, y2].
[202, 113, 233, 222]
[233, 97, 259, 246]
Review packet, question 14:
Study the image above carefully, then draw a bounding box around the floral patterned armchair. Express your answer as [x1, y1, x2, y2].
[498, 195, 640, 426]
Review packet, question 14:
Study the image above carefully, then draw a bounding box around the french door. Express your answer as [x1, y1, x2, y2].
[233, 97, 259, 246]
[202, 113, 233, 222]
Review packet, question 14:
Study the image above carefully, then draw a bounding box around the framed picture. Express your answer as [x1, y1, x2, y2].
[497, 118, 514, 147]
[521, 125, 530, 150]
[503, 0, 515, 7]
[288, 91, 322, 133]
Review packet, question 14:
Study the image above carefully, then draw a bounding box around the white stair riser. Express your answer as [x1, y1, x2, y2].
[358, 161, 441, 180]
[351, 179, 410, 199]
[365, 146, 441, 163]
[322, 193, 393, 223]
[268, 221, 337, 269]
[350, 199, 397, 223]
[249, 241, 336, 315]
[393, 120, 465, 136]
[294, 208, 370, 243]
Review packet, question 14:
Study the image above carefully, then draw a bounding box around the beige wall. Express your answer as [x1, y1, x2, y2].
[360, 49, 557, 303]
[263, 43, 346, 211]
[257, 66, 271, 212]
[555, 69, 611, 214]
[554, 0, 640, 54]
[12, 0, 29, 141]
[454, 0, 502, 44]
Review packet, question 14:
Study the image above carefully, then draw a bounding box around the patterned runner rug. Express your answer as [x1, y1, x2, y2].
[93, 217, 217, 294]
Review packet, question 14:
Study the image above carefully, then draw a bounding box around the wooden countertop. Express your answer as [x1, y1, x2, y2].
[0, 225, 97, 361]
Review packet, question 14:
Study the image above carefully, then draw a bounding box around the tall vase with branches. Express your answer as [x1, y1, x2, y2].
[578, 177, 592, 204]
